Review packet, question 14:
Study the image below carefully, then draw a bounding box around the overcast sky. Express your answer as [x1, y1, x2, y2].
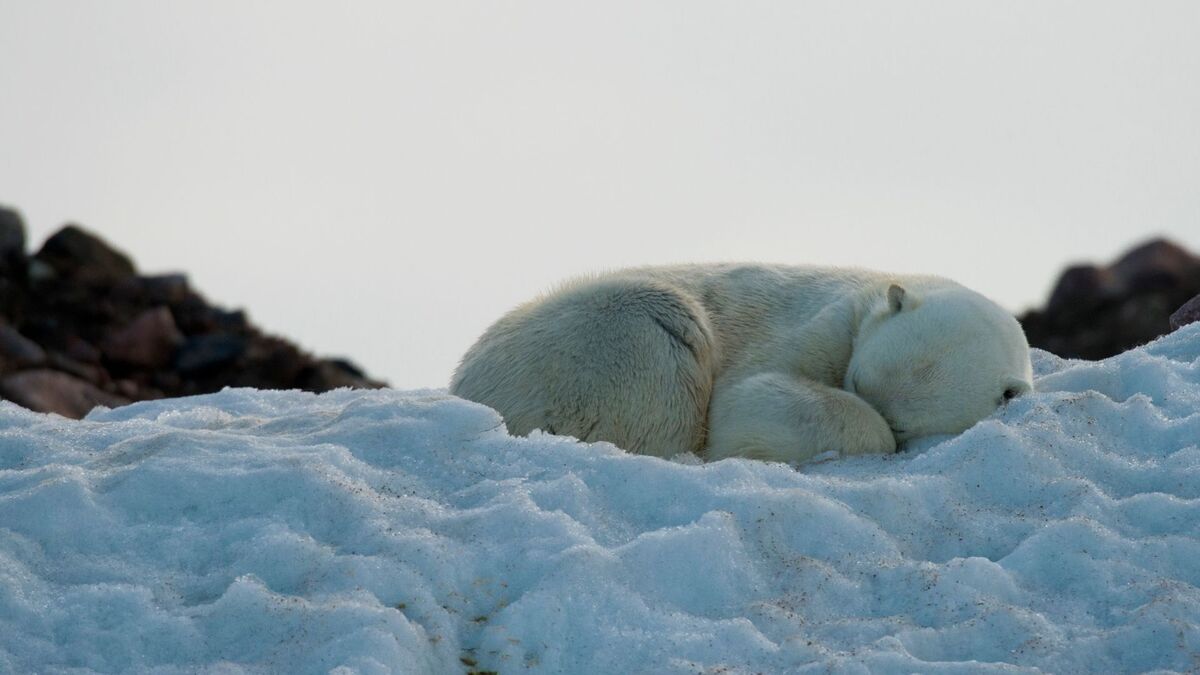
[2, 1, 1198, 387]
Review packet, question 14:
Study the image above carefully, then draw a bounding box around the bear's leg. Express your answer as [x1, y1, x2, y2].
[453, 279, 716, 458]
[706, 372, 897, 464]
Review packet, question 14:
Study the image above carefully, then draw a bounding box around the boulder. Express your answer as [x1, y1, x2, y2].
[46, 351, 109, 386]
[113, 378, 163, 400]
[230, 337, 308, 389]
[0, 207, 389, 415]
[1110, 239, 1200, 293]
[175, 334, 247, 375]
[1170, 294, 1200, 331]
[327, 358, 367, 379]
[33, 225, 136, 285]
[64, 335, 102, 364]
[298, 361, 369, 392]
[100, 307, 184, 368]
[298, 359, 387, 392]
[172, 295, 247, 335]
[0, 206, 25, 273]
[1045, 265, 1117, 314]
[0, 322, 46, 371]
[113, 274, 191, 306]
[0, 369, 128, 418]
[1021, 238, 1200, 359]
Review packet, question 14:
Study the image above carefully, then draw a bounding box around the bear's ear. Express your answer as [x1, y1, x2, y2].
[887, 284, 917, 313]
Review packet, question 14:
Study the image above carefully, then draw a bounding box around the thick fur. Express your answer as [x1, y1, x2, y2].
[451, 264, 1033, 463]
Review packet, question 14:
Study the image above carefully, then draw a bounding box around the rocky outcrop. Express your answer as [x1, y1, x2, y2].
[0, 205, 385, 418]
[1020, 239, 1200, 359]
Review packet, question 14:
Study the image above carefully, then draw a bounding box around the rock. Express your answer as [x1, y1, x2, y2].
[229, 337, 308, 389]
[114, 379, 140, 399]
[46, 351, 109, 386]
[1045, 265, 1116, 314]
[1021, 238, 1200, 359]
[0, 322, 46, 371]
[327, 358, 386, 388]
[143, 274, 191, 304]
[298, 361, 365, 392]
[113, 274, 191, 306]
[0, 369, 128, 418]
[0, 207, 388, 414]
[26, 258, 56, 283]
[298, 359, 387, 392]
[0, 278, 21, 320]
[172, 294, 247, 335]
[175, 334, 247, 375]
[33, 225, 136, 285]
[100, 307, 184, 368]
[64, 335, 102, 364]
[1170, 294, 1200, 330]
[212, 309, 249, 332]
[1109, 239, 1200, 293]
[150, 371, 182, 393]
[327, 358, 367, 379]
[0, 206, 26, 273]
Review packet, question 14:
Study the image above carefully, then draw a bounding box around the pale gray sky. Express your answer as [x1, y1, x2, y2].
[2, 1, 1198, 386]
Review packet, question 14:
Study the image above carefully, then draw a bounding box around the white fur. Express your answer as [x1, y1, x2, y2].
[451, 264, 1033, 464]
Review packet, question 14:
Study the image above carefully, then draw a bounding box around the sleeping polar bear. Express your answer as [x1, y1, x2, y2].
[451, 264, 1033, 464]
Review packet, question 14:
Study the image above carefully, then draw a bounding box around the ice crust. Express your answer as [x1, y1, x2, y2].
[2, 325, 1200, 673]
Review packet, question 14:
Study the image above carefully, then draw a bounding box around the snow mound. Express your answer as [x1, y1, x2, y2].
[3, 325, 1200, 674]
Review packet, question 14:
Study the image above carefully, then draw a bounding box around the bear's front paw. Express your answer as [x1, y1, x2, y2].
[837, 402, 898, 456]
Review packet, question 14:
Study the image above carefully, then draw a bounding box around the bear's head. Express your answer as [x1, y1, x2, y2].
[845, 281, 1033, 443]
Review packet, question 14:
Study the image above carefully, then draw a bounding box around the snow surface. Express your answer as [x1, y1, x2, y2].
[3, 325, 1200, 674]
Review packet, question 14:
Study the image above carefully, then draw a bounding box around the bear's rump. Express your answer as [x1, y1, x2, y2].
[453, 278, 717, 457]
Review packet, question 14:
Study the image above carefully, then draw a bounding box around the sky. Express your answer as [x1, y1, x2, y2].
[1, 1, 1198, 387]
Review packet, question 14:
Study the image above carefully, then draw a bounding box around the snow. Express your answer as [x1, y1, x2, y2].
[3, 325, 1200, 674]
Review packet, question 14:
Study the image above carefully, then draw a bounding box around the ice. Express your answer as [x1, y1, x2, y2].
[2, 325, 1200, 673]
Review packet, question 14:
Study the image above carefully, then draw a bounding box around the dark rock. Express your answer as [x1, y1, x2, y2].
[0, 206, 26, 273]
[229, 337, 308, 389]
[46, 351, 109, 386]
[175, 334, 247, 375]
[33, 225, 136, 285]
[114, 379, 140, 399]
[213, 309, 249, 332]
[0, 278, 21, 321]
[298, 361, 368, 392]
[0, 207, 388, 415]
[298, 359, 387, 392]
[1045, 265, 1116, 315]
[113, 274, 191, 306]
[1021, 238, 1200, 359]
[1110, 239, 1200, 293]
[101, 307, 184, 368]
[0, 369, 129, 418]
[15, 279, 123, 349]
[328, 358, 367, 379]
[1170, 294, 1200, 331]
[144, 274, 191, 304]
[0, 322, 46, 370]
[150, 371, 182, 394]
[64, 335, 102, 364]
[171, 293, 247, 335]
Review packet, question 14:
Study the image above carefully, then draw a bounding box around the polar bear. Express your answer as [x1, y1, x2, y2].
[451, 264, 1033, 464]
